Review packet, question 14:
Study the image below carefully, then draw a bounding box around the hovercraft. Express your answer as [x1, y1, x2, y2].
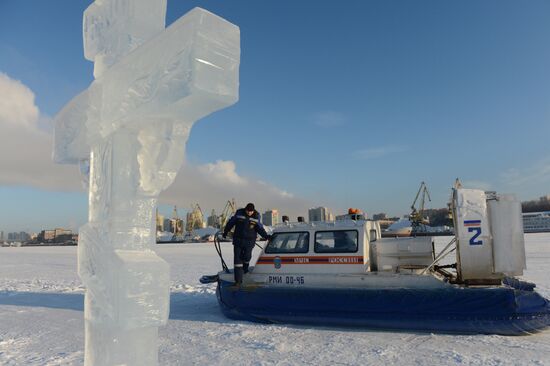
[202, 188, 550, 335]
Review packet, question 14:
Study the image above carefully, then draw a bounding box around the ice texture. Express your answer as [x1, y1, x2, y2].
[54, 7, 240, 167]
[52, 1, 240, 365]
[83, 0, 167, 78]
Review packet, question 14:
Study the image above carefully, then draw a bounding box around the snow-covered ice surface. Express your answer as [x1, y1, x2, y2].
[1, 234, 549, 365]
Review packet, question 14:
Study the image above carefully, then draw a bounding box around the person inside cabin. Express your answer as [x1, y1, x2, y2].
[334, 231, 357, 251]
[223, 203, 270, 286]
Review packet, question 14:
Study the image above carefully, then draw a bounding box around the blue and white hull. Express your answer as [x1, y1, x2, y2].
[216, 275, 550, 335]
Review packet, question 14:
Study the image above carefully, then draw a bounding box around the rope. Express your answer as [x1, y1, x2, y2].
[214, 231, 230, 273]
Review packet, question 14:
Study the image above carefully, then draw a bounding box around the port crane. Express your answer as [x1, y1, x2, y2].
[410, 181, 431, 232]
[219, 199, 236, 230]
[186, 203, 205, 232]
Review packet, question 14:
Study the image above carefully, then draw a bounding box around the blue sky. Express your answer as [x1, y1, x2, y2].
[1, 0, 550, 233]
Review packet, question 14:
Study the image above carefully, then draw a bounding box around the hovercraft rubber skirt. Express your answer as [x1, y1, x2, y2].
[216, 280, 550, 335]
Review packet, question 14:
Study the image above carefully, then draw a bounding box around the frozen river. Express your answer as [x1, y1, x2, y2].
[0, 234, 549, 365]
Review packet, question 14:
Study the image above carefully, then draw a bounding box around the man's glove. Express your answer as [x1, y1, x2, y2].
[265, 234, 272, 241]
[222, 232, 227, 239]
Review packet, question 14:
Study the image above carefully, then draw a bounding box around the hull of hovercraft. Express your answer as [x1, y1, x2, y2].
[216, 279, 550, 335]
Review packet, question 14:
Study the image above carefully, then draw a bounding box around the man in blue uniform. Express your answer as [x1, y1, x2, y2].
[223, 203, 270, 285]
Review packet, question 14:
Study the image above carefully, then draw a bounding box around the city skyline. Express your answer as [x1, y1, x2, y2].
[2, 0, 550, 233]
[3, 193, 550, 237]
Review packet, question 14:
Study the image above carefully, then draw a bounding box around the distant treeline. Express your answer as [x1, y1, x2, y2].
[420, 197, 550, 226]
[424, 208, 452, 227]
[521, 198, 550, 213]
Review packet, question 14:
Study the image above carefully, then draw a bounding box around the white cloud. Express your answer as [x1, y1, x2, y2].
[0, 72, 313, 218]
[501, 157, 550, 188]
[353, 145, 407, 160]
[0, 73, 39, 129]
[197, 160, 246, 186]
[162, 160, 311, 218]
[0, 72, 81, 190]
[313, 111, 345, 128]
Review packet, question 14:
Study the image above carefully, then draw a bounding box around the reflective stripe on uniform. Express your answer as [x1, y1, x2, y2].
[249, 218, 259, 223]
[236, 215, 246, 219]
[234, 264, 244, 267]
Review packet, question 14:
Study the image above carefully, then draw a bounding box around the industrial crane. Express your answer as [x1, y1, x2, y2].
[219, 199, 236, 230]
[410, 181, 431, 232]
[186, 203, 205, 232]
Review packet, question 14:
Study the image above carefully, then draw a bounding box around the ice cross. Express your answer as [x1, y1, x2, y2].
[52, 1, 240, 365]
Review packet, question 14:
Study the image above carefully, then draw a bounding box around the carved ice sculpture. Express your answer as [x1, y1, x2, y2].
[52, 1, 240, 365]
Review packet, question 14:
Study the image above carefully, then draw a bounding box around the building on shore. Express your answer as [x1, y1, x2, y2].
[372, 213, 387, 221]
[36, 229, 73, 243]
[166, 218, 184, 235]
[522, 211, 550, 233]
[207, 210, 219, 228]
[262, 209, 279, 226]
[39, 230, 56, 241]
[158, 211, 184, 235]
[8, 232, 31, 242]
[308, 207, 333, 222]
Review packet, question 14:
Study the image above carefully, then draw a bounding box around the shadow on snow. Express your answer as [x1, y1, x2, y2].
[0, 290, 439, 335]
[0, 289, 228, 323]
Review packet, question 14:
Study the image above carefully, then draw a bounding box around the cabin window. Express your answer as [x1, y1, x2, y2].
[314, 230, 358, 253]
[265, 232, 310, 254]
[369, 229, 377, 242]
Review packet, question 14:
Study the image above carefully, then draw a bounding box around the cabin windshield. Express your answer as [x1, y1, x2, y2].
[265, 232, 310, 253]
